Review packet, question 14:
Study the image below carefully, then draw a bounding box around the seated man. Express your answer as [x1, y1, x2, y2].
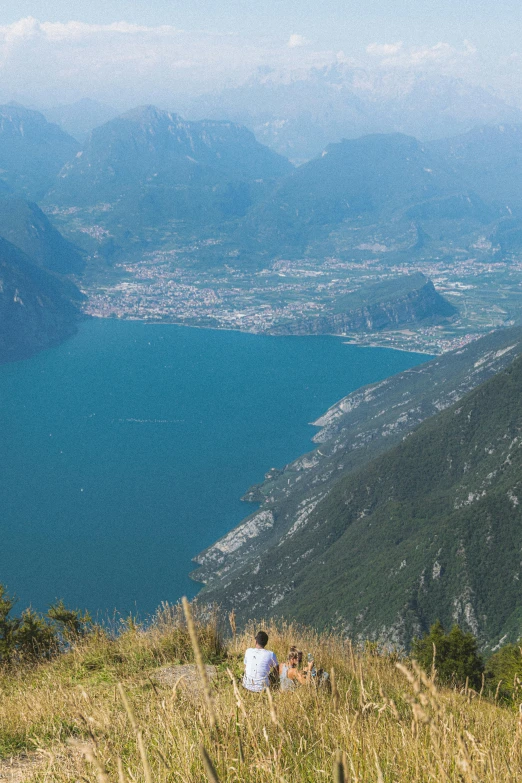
[242, 630, 278, 692]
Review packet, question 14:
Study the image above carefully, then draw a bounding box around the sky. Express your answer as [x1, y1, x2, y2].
[0, 0, 520, 109]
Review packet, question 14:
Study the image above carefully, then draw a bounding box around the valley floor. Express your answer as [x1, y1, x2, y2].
[80, 248, 522, 354]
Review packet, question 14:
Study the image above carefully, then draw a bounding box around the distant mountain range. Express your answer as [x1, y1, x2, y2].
[39, 110, 522, 266]
[237, 132, 465, 256]
[0, 101, 521, 268]
[47, 105, 292, 233]
[234, 126, 522, 261]
[0, 104, 79, 200]
[184, 66, 522, 163]
[194, 325, 522, 649]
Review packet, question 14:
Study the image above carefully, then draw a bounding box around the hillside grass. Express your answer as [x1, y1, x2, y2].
[0, 602, 521, 782]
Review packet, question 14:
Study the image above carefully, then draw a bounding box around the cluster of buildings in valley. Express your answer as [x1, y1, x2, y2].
[345, 329, 485, 355]
[82, 247, 522, 354]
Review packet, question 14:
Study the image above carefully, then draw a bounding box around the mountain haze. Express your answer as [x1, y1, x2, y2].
[42, 98, 120, 143]
[186, 66, 522, 163]
[0, 105, 79, 200]
[238, 133, 472, 254]
[48, 106, 293, 235]
[428, 125, 522, 214]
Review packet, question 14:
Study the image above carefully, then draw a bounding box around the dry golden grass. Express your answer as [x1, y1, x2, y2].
[0, 602, 521, 782]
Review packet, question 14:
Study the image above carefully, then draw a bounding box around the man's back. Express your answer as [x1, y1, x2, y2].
[243, 646, 278, 692]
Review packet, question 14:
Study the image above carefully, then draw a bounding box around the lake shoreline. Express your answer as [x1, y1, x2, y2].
[95, 314, 438, 357]
[0, 318, 429, 615]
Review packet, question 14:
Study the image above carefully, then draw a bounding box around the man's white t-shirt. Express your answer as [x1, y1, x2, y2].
[243, 647, 278, 692]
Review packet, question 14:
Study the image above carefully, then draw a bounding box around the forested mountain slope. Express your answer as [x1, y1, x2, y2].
[0, 237, 82, 363]
[195, 327, 522, 648]
[0, 198, 84, 275]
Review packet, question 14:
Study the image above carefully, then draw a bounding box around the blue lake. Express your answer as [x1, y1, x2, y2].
[0, 319, 430, 617]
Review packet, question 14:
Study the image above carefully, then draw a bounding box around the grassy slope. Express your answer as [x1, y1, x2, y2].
[1, 607, 521, 782]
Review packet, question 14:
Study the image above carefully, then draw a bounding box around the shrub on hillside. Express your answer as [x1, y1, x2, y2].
[485, 642, 522, 702]
[412, 620, 484, 688]
[47, 599, 91, 642]
[0, 584, 91, 664]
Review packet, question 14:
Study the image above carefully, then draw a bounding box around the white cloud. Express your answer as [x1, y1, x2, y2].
[287, 34, 309, 49]
[0, 17, 262, 104]
[0, 18, 339, 106]
[0, 17, 179, 40]
[366, 42, 403, 57]
[0, 18, 517, 111]
[365, 39, 478, 73]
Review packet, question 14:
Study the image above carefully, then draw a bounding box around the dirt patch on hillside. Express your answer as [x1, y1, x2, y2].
[152, 663, 217, 694]
[0, 754, 46, 782]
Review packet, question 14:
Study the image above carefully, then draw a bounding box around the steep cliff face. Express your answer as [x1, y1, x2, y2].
[194, 326, 522, 648]
[272, 274, 456, 335]
[0, 237, 82, 363]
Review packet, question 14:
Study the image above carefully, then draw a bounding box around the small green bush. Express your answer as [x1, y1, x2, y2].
[412, 619, 484, 688]
[485, 642, 522, 702]
[0, 584, 91, 664]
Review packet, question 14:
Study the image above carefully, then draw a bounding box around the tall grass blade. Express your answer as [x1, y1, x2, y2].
[136, 731, 153, 783]
[200, 744, 221, 783]
[333, 749, 345, 783]
[182, 596, 217, 729]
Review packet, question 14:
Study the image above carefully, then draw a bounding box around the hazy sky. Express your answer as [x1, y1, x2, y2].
[2, 0, 521, 49]
[0, 0, 520, 108]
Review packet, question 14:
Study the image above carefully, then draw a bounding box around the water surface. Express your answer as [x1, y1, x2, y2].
[0, 320, 430, 616]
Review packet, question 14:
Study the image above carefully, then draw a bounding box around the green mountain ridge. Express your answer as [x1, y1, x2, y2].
[238, 133, 465, 255]
[46, 106, 292, 246]
[39, 109, 522, 270]
[194, 326, 522, 648]
[0, 236, 83, 363]
[227, 128, 520, 265]
[0, 198, 84, 275]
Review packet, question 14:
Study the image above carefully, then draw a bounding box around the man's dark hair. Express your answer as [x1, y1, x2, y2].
[255, 631, 269, 647]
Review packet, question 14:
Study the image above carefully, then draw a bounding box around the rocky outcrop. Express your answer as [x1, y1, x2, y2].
[272, 274, 456, 335]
